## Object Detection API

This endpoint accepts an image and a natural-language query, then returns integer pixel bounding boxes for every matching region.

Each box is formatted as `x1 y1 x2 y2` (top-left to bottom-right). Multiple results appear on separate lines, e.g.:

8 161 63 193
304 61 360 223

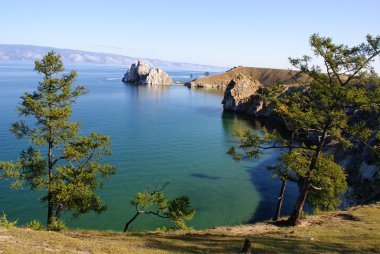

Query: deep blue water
0 63 300 231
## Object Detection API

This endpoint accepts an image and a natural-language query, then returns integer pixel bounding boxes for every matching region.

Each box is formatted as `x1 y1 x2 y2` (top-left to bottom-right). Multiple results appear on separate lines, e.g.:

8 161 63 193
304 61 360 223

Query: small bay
0 63 300 231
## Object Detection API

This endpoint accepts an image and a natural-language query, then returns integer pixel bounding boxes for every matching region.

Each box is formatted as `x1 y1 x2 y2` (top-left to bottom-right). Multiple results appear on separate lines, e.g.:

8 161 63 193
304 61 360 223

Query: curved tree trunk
287 176 310 225
124 212 141 232
273 179 287 221
287 128 328 226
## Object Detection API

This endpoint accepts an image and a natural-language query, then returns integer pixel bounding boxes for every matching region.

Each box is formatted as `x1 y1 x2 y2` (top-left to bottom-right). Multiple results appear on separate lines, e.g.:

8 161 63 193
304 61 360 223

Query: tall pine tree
0 51 116 226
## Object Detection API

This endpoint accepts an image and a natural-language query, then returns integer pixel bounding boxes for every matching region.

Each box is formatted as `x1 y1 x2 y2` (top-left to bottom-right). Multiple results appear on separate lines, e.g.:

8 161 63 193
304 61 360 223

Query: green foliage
283 149 348 211
0 51 116 225
0 213 17 228
26 220 43 230
127 185 195 230
167 196 195 230
227 34 380 224
47 217 66 231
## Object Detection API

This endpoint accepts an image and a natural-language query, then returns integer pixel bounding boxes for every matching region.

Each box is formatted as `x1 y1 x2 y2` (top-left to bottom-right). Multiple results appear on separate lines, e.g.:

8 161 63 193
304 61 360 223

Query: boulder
122 60 172 85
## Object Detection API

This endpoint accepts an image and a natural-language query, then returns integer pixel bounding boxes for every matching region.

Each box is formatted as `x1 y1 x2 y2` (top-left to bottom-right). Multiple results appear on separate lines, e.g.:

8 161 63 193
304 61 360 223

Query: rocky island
122 60 173 85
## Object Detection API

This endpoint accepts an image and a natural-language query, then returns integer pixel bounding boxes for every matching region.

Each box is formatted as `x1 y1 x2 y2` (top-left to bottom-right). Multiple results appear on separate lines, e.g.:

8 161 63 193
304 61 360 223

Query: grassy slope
1 203 379 253
187 66 306 88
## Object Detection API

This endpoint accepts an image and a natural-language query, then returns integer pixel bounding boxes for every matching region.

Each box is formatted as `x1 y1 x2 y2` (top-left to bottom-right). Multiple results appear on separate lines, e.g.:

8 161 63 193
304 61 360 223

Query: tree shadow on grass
142 234 368 254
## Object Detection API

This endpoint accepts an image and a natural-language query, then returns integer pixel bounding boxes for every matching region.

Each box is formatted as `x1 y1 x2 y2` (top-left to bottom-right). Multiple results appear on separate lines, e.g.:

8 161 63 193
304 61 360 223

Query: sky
1 0 380 70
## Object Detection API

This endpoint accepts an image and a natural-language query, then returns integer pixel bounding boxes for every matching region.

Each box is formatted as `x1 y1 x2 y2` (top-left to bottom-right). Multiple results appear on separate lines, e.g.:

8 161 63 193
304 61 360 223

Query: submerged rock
122 60 173 85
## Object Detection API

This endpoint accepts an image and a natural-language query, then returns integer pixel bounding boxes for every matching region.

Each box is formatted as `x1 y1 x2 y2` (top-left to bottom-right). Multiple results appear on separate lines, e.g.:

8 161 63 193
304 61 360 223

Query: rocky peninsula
122 60 173 85
185 66 305 88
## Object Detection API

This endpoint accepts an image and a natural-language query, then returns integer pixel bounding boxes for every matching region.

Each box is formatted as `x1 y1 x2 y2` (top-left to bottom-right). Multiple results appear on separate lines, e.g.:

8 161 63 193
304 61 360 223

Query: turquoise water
0 63 300 231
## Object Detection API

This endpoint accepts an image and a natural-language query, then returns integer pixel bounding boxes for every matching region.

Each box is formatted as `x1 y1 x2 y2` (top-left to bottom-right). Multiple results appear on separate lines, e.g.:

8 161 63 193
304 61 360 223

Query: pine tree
228 34 380 225
124 183 194 231
0 51 116 226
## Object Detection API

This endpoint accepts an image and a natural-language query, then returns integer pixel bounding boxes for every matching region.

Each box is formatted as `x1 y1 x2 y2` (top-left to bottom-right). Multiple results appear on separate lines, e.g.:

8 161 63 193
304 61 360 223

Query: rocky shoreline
197 66 379 205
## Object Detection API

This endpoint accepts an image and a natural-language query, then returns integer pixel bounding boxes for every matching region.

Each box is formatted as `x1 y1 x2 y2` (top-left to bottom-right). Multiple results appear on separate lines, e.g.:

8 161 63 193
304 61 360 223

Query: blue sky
1 0 380 69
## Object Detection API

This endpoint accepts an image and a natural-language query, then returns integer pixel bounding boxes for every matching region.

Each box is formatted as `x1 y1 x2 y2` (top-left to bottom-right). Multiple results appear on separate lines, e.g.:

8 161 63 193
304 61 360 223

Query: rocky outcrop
222 74 264 115
122 60 173 85
145 68 172 85
222 74 304 117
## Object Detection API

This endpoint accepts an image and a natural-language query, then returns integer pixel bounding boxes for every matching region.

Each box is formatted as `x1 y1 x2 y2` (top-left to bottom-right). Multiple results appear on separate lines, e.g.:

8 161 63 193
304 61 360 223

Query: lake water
0 63 300 231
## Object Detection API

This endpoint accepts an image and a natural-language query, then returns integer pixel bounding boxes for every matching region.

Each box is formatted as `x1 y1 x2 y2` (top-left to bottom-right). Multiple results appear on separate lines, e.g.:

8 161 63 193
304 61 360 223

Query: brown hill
185 66 306 88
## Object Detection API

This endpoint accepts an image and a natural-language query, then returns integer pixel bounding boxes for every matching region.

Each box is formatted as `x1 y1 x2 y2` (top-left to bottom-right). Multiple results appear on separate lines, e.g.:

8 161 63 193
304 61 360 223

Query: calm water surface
0 63 300 230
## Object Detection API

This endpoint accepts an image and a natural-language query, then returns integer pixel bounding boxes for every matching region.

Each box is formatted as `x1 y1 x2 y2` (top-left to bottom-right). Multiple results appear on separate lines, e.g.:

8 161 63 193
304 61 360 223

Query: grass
0 203 379 253
187 66 308 88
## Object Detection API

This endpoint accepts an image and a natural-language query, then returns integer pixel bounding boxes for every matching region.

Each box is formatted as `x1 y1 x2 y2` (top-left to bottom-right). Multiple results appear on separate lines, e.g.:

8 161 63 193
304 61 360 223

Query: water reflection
221 111 290 138
123 83 170 102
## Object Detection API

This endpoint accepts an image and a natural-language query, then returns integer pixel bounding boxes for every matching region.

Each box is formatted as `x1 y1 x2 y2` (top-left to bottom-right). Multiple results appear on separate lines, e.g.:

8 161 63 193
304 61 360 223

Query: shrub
0 213 17 228
26 220 43 230
47 217 66 231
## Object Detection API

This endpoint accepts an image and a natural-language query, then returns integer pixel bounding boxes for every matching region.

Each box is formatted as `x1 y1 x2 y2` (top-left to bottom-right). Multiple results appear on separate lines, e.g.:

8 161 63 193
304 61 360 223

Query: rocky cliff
222 74 264 114
122 60 173 85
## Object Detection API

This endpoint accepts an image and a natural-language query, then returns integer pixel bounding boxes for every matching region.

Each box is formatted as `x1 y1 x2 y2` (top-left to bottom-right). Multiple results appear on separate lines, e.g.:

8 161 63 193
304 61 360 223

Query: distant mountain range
0 44 226 71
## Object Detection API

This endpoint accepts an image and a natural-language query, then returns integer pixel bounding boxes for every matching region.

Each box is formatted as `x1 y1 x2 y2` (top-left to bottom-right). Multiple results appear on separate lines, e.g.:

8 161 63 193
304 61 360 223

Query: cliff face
222 74 264 114
122 60 173 85
185 66 306 89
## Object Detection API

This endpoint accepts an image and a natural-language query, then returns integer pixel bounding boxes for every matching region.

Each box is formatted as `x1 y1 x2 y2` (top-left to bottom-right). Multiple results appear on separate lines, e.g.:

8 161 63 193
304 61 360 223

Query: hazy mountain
0 44 226 71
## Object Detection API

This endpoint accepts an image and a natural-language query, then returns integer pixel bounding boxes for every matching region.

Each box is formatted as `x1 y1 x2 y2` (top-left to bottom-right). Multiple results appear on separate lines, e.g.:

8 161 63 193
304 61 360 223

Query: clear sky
1 0 380 70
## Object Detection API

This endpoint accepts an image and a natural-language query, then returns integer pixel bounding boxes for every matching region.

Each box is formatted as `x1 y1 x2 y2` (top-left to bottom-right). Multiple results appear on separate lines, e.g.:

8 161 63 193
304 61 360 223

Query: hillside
1 203 379 253
0 44 225 71
185 66 307 88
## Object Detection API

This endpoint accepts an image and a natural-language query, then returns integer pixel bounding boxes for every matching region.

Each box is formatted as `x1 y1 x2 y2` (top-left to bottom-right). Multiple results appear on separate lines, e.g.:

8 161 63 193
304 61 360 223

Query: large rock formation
145 68 172 85
222 74 264 115
122 60 172 85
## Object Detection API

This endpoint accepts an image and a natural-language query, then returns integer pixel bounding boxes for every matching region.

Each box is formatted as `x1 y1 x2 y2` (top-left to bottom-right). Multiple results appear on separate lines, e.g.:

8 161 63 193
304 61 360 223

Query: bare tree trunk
273 179 287 221
124 212 141 232
240 238 252 254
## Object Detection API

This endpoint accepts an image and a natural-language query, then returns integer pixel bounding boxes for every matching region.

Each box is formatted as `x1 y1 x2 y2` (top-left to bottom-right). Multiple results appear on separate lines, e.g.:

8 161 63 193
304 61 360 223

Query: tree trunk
124 212 141 232
273 179 287 221
55 204 63 221
240 238 253 254
47 131 54 226
287 128 328 226
287 176 310 225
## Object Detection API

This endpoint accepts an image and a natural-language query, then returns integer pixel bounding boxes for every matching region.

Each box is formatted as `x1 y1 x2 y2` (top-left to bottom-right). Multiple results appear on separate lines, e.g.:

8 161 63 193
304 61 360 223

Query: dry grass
187 66 307 88
1 203 379 253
